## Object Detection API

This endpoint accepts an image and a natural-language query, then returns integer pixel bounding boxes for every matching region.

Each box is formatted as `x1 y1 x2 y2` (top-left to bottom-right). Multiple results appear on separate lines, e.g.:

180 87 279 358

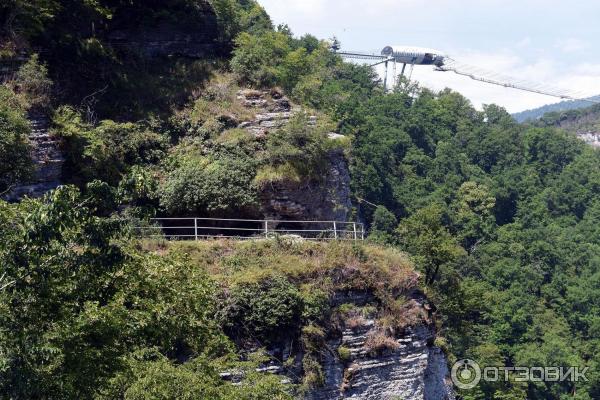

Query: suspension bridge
335 45 599 104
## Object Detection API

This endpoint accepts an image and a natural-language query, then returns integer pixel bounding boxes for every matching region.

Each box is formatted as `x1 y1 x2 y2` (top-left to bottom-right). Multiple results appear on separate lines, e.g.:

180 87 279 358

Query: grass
139 239 416 293
187 73 254 126
364 329 400 356
253 163 302 187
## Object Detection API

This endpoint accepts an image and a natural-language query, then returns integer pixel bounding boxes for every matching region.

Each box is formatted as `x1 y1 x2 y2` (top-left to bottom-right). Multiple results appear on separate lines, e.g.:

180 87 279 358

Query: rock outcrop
249 290 455 400
108 20 218 58
4 112 64 201
236 89 352 223
107 2 219 59
306 293 455 400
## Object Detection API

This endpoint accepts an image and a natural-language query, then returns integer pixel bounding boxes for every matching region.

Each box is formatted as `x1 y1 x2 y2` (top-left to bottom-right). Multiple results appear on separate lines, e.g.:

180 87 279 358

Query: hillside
534 103 600 147
2 2 600 400
512 95 600 122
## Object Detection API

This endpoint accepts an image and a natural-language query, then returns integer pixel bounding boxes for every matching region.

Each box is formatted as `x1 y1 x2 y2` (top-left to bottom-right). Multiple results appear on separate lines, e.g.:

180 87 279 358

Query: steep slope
155 240 455 400
535 103 600 147
512 95 600 122
4 112 64 201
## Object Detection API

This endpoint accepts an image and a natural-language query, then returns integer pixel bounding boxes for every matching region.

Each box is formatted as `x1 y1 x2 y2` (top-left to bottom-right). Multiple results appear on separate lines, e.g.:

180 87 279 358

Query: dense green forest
1 1 600 400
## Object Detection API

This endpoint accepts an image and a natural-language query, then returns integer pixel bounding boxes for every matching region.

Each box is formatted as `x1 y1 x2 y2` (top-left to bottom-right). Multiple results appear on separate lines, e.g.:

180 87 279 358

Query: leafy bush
231 30 292 87
337 346 351 362
0 86 32 193
9 54 52 110
0 187 221 397
158 150 258 216
54 107 168 186
255 113 334 186
210 0 272 48
222 276 304 343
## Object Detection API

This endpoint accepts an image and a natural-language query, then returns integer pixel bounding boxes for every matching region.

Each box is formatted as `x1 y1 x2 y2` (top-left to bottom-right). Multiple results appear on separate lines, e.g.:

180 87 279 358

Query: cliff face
4 112 64 201
251 290 455 400
107 19 218 59
307 292 455 400
237 89 352 223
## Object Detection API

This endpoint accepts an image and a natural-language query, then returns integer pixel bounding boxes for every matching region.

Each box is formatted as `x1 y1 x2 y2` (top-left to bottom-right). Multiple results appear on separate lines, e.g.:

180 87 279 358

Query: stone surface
107 4 218 59
236 90 352 224
248 290 456 400
257 148 352 225
4 113 64 201
306 310 455 400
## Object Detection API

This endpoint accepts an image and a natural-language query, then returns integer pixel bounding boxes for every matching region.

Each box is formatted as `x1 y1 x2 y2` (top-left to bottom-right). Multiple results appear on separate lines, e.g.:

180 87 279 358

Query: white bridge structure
135 218 365 241
336 45 599 104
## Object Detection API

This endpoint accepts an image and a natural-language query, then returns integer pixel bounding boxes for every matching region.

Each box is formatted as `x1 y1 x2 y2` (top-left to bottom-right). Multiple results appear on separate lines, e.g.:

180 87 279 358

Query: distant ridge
512 95 600 123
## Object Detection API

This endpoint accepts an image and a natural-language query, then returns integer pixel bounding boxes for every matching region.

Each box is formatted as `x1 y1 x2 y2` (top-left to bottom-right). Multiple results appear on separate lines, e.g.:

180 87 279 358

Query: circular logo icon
451 359 482 390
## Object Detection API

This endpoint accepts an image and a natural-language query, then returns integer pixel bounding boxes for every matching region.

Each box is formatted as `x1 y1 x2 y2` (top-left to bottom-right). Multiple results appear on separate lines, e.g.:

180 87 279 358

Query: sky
257 0 600 113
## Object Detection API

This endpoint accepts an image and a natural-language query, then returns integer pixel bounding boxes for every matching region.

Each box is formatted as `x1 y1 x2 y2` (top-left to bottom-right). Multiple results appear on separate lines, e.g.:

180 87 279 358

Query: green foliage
231 28 379 113
54 107 168 186
397 204 466 285
337 346 351 362
210 0 272 47
158 148 258 216
256 113 334 185
0 86 32 192
0 186 293 399
222 276 304 344
231 30 292 87
5 53 53 110
344 84 600 399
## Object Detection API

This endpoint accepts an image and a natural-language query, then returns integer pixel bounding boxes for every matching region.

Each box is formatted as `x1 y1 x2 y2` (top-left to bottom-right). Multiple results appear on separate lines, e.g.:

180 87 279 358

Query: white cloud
516 37 532 48
555 38 588 53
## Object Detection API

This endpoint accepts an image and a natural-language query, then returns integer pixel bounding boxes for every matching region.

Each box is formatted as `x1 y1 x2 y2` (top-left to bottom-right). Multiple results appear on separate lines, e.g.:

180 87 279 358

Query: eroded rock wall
4 112 63 201
306 295 455 400
237 89 352 223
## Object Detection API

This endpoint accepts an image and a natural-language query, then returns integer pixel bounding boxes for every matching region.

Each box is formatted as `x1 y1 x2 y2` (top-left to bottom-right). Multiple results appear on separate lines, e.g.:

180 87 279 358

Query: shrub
4 54 53 110
372 206 398 234
337 346 351 362
222 276 304 343
231 31 291 87
300 286 330 323
54 107 169 186
260 113 332 182
0 186 232 398
0 86 32 192
302 355 324 388
158 152 258 216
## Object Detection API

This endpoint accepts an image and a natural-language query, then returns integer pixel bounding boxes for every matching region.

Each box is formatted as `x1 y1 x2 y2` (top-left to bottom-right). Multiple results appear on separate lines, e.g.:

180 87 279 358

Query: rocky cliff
250 290 455 400
236 89 352 223
307 292 454 400
4 112 64 201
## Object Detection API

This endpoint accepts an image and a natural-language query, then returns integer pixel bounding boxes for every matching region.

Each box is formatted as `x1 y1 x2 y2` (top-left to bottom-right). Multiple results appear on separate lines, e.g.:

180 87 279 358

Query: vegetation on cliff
1 1 600 400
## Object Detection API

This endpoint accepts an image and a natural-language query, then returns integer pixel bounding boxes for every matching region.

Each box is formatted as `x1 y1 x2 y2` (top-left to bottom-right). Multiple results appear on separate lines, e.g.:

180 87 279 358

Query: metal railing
134 218 365 241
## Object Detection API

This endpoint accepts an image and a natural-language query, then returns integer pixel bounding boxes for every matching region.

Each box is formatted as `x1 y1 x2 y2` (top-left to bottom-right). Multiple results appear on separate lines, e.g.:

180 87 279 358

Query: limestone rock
4 113 64 201
236 89 352 224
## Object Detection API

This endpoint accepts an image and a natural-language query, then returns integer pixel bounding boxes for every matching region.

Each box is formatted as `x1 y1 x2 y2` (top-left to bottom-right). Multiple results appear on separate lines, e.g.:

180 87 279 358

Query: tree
397 204 466 285
451 181 496 251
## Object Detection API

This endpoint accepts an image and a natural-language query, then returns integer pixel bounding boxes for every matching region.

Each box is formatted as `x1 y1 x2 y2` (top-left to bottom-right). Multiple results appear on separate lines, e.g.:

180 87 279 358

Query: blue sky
257 0 600 113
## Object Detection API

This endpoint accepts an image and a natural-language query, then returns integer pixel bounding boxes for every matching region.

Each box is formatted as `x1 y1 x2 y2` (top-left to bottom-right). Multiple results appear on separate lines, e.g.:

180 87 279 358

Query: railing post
353 222 357 241
194 218 198 241
264 220 269 236
333 221 337 240
361 224 365 240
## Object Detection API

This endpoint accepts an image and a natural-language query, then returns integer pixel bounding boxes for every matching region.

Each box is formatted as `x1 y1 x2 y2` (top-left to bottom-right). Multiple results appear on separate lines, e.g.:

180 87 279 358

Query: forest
1 1 600 399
